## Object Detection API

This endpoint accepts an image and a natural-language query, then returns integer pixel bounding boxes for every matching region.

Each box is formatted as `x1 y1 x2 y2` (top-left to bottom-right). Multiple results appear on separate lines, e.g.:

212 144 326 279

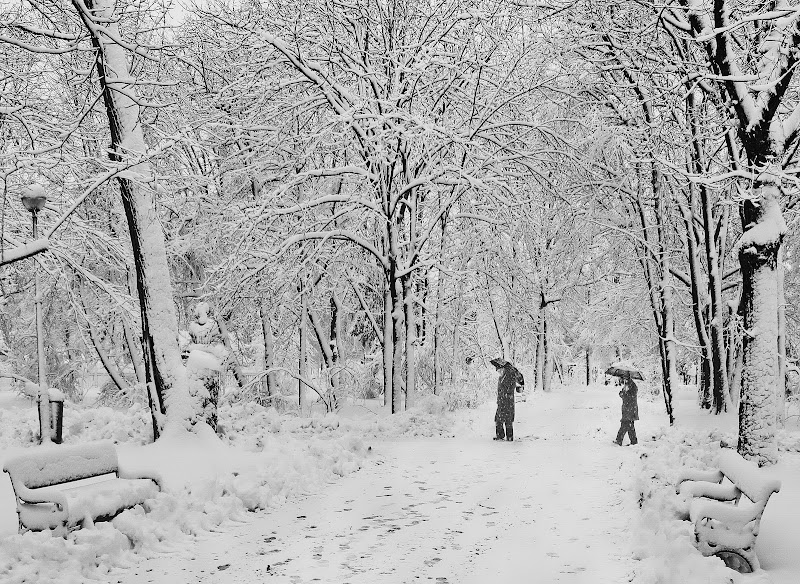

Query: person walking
491 358 524 441
614 371 639 445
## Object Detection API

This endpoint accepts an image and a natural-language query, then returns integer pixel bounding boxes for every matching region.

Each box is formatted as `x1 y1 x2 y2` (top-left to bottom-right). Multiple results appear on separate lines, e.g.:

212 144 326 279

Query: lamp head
21 184 47 212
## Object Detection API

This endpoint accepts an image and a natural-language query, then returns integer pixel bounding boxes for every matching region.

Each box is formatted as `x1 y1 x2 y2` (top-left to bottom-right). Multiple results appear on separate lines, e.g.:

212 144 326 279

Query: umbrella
490 357 509 368
605 362 644 380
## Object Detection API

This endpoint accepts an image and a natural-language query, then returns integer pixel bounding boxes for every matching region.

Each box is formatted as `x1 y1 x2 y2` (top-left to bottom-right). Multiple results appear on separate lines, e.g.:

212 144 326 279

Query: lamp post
21 184 50 444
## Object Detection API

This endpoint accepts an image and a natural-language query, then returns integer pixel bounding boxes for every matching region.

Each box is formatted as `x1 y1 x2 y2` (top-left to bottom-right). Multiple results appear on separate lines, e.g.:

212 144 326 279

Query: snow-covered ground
113 393 638 584
1 382 799 583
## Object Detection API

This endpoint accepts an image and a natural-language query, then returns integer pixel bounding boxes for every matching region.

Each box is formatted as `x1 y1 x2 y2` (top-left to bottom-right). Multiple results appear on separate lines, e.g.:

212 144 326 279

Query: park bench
3 441 161 533
675 448 781 573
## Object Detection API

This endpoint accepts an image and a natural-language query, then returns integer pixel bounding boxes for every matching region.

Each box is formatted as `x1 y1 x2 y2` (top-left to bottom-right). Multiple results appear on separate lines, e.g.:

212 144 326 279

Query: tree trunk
700 355 712 408
216 313 247 389
730 332 744 407
535 309 545 392
678 197 713 409
451 275 465 385
390 274 404 413
688 87 729 413
585 349 591 386
542 321 553 392
486 276 506 359
777 245 786 426
647 159 678 424
403 275 416 409
79 0 188 439
433 270 443 395
259 304 276 400
383 285 393 407
702 186 729 413
122 319 145 386
298 288 308 410
87 320 129 393
737 174 784 466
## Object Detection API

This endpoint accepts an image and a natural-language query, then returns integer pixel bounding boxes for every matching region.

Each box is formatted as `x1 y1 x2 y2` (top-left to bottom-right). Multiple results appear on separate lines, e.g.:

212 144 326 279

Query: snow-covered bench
2 441 161 533
676 449 781 573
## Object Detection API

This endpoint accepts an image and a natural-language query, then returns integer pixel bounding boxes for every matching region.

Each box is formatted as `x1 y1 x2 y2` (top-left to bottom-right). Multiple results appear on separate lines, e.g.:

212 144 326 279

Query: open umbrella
605 362 644 380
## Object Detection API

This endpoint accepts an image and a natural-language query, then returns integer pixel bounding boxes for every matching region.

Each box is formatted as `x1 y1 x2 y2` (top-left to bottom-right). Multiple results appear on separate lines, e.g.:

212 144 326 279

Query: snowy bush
441 366 495 411
411 393 447 416
95 379 147 408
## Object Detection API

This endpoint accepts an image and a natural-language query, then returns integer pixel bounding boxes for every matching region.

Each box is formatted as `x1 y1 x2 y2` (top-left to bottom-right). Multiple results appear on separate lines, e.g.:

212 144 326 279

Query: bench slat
679 480 740 501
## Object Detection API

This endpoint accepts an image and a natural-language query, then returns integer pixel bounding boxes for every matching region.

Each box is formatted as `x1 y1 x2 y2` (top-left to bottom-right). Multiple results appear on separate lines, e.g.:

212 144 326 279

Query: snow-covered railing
2 441 161 533
675 448 781 573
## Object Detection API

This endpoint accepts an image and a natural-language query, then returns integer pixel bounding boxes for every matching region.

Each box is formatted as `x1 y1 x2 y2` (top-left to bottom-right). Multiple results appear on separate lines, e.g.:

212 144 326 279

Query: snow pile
630 428 773 584
64 404 153 445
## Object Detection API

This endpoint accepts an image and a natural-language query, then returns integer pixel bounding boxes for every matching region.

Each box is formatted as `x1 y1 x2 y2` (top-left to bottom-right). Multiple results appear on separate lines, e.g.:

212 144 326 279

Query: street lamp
21 184 50 444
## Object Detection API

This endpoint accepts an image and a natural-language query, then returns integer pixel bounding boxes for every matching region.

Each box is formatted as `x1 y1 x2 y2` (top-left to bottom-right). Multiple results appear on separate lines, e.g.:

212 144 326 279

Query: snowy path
116 390 638 584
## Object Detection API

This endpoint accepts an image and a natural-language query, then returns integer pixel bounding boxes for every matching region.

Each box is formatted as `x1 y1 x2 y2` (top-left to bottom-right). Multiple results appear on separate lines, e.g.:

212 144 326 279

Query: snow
732 194 786 256
185 349 222 372
4 442 118 489
679 479 738 500
715 449 782 503
689 496 762 527
0 382 799 583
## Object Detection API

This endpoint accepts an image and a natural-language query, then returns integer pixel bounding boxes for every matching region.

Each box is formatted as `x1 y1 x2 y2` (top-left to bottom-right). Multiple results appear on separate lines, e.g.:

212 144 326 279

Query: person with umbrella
491 358 525 441
605 363 641 446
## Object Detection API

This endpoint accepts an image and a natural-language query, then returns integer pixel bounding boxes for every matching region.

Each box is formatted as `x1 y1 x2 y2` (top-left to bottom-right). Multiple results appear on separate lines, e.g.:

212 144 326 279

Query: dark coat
619 378 639 421
495 365 524 423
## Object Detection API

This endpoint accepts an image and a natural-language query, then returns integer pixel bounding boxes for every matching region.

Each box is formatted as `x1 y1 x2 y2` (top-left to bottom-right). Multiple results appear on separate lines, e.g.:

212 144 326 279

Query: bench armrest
679 480 740 502
117 467 163 490
13 482 68 510
675 469 723 493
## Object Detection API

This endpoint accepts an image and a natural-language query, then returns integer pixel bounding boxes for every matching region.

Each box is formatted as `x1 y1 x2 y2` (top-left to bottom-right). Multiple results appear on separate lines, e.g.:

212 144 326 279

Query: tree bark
737 175 784 465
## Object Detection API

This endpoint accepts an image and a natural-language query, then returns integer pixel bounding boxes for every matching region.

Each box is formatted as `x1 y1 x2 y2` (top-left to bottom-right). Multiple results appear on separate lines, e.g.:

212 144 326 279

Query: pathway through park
117 388 640 583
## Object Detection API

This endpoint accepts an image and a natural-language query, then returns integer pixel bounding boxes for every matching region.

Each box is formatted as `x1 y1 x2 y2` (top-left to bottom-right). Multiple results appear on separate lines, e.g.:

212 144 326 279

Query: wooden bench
676 449 781 573
2 441 161 533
